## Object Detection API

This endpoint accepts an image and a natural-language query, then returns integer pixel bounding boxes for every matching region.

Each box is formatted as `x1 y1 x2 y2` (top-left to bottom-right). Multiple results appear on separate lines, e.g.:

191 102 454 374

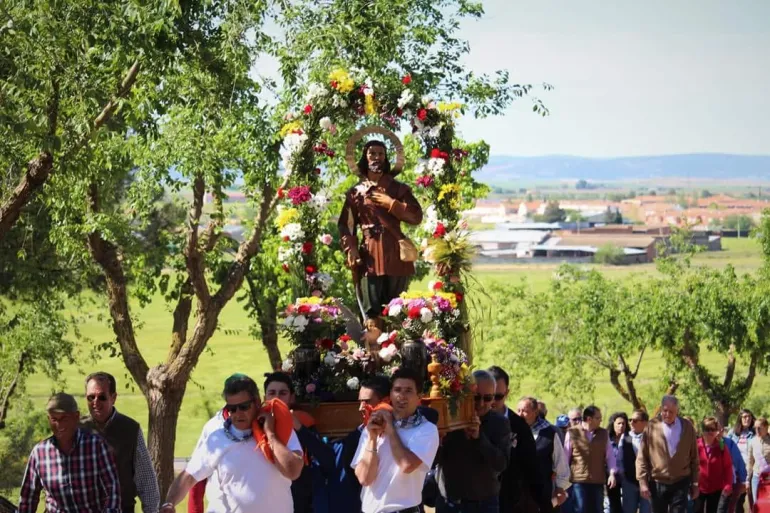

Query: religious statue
338 127 423 335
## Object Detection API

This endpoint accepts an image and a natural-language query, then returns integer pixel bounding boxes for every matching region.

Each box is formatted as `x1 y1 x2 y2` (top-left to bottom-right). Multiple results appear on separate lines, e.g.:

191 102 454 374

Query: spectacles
86 394 108 402
494 393 506 401
630 418 645 423
570 417 582 423
224 400 253 413
474 394 494 403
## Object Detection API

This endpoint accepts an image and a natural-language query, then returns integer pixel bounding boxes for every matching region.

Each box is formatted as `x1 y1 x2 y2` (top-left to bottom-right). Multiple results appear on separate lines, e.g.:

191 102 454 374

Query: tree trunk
0 353 26 429
259 296 282 371
0 152 53 242
145 376 187 499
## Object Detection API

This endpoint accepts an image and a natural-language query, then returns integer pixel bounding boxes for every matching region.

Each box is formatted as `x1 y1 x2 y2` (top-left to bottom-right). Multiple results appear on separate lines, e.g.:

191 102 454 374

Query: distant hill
476 153 770 184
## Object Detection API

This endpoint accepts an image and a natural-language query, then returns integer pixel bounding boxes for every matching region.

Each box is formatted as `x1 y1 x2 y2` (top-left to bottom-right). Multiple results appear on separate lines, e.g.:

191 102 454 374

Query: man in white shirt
160 374 303 513
352 367 440 513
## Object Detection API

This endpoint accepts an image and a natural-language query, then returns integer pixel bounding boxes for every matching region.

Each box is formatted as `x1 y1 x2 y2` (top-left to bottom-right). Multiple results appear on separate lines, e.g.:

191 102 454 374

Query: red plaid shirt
19 428 121 513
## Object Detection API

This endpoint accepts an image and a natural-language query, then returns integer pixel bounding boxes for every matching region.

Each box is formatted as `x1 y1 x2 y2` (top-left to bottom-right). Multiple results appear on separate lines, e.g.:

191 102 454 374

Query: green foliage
0 404 48 494
723 214 755 233
594 244 626 265
534 201 566 223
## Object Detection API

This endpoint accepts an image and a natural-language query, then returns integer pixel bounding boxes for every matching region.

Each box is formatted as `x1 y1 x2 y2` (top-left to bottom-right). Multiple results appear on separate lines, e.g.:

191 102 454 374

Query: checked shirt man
19 393 121 513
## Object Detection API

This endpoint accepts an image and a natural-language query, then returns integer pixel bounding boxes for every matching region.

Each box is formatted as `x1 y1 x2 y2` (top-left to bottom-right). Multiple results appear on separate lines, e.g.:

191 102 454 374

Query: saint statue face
365 144 387 174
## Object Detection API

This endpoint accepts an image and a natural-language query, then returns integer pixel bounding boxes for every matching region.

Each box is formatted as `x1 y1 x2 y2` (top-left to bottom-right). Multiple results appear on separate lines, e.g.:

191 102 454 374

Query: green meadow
22 237 765 457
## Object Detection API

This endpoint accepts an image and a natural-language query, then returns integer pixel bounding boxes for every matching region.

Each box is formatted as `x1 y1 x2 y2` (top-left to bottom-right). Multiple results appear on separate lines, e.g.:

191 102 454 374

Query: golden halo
345 125 405 176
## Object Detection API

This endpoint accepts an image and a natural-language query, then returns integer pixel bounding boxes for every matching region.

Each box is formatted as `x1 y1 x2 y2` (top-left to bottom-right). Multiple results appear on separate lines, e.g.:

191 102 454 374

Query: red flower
402 74 412 85
315 167 321 175
417 109 427 121
450 378 462 393
433 222 446 238
282 236 290 242
408 306 422 319
320 338 334 350
432 281 444 291
339 334 352 343
330 80 338 89
305 265 316 274
455 292 464 303
416 175 434 188
298 304 311 314
277 187 285 199
282 264 290 272
301 242 313 254
382 306 390 316
303 104 313 114
430 148 449 161
287 185 312 205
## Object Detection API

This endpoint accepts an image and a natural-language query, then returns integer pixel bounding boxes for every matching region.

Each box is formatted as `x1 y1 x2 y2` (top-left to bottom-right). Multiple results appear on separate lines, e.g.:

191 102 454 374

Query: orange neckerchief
362 401 393 427
252 398 295 463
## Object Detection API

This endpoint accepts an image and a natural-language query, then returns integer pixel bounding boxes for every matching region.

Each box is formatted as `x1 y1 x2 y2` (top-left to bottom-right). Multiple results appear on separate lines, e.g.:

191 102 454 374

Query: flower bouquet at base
423 333 473 416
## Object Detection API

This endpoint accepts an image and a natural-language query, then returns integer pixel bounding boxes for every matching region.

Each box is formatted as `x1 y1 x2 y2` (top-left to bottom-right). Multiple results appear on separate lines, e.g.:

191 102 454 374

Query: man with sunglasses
161 374 303 513
80 371 160 513
432 370 511 513
618 410 651 513
518 396 571 512
488 366 545 513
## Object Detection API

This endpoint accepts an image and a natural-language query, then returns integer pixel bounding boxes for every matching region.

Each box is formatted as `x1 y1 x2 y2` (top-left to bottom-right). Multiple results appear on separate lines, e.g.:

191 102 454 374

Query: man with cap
80 371 160 513
19 392 122 513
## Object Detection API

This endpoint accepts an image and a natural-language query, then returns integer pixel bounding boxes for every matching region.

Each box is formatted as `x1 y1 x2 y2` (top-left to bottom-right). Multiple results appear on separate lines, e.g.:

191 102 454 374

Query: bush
0 404 49 495
594 244 626 265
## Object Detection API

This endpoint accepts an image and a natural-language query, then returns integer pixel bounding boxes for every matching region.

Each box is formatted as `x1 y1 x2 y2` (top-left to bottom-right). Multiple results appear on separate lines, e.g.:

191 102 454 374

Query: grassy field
20 237 765 458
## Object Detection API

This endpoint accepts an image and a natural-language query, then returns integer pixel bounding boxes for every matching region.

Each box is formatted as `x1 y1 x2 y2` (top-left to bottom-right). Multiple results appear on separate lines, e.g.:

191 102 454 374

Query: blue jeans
622 481 651 513
436 495 500 513
573 483 605 513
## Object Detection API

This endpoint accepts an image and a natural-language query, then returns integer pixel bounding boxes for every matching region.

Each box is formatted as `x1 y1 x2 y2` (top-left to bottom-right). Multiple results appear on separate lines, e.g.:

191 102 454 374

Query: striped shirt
19 428 121 513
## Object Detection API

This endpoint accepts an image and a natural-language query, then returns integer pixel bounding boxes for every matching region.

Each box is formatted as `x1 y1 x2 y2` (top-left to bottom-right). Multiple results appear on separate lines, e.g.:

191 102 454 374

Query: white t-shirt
351 420 439 513
186 421 302 513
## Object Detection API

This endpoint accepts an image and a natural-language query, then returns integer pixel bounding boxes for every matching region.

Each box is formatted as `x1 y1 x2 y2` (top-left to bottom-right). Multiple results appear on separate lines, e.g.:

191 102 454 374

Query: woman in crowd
607 412 629 513
727 409 755 513
695 417 733 513
749 417 770 505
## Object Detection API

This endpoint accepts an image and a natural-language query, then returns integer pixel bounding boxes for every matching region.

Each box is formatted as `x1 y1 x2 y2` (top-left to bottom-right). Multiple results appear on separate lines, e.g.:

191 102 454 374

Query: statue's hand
346 247 360 268
370 191 395 210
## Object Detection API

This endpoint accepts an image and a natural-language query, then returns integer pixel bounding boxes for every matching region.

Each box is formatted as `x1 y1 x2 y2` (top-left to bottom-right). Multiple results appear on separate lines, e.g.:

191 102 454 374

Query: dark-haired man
161 374 303 513
19 393 121 513
435 370 511 513
81 371 160 513
564 405 618 513
298 375 391 513
352 367 439 513
619 410 651 513
487 366 547 513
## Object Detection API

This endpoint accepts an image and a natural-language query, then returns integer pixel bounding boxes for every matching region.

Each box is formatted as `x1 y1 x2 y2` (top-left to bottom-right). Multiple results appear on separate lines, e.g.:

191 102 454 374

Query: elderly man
19 393 121 513
81 372 160 513
618 410 651 513
564 405 618 513
487 366 545 513
518 396 571 510
352 367 440 513
435 370 511 513
161 374 303 513
637 395 700 513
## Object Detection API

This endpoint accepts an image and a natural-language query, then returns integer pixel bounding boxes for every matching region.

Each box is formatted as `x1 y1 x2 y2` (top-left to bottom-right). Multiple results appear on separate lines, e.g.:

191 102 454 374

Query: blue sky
455 0 770 157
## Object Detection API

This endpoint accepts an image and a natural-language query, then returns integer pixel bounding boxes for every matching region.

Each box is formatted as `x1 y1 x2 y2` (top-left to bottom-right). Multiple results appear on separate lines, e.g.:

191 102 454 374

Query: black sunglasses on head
86 394 109 402
224 400 253 413
474 394 494 403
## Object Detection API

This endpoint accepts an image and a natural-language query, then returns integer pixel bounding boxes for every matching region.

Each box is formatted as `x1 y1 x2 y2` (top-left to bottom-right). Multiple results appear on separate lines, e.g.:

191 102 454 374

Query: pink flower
288 186 312 205
319 233 333 245
416 175 434 188
305 383 316 393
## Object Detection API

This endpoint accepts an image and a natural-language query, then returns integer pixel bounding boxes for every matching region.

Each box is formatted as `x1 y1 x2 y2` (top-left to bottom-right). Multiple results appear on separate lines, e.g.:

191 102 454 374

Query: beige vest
569 427 609 484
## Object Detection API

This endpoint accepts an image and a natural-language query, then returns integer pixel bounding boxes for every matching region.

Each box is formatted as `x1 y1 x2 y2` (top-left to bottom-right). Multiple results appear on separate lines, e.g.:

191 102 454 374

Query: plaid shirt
19 428 121 513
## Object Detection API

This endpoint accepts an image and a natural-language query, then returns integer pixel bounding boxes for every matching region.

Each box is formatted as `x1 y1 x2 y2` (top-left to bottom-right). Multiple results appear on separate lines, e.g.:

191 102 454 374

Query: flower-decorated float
271 67 488 437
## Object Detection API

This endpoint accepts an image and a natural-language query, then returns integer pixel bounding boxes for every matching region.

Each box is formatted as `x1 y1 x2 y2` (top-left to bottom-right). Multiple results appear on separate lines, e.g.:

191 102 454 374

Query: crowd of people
15 368 770 513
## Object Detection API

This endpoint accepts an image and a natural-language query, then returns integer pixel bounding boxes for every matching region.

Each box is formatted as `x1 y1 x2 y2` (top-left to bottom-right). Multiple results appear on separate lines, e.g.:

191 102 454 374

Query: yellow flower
438 184 461 202
328 69 355 94
297 296 323 305
364 95 378 115
275 208 299 229
279 121 303 138
437 101 463 113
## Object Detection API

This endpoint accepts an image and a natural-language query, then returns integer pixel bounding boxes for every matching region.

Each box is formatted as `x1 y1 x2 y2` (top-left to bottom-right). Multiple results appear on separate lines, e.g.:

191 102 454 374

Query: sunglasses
570 417 582 423
474 394 494 403
493 393 505 401
86 394 109 402
224 400 253 413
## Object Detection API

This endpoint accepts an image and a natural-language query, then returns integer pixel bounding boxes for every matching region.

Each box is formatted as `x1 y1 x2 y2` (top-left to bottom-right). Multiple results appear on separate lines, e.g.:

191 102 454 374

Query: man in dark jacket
436 370 511 513
489 366 550 513
619 410 651 513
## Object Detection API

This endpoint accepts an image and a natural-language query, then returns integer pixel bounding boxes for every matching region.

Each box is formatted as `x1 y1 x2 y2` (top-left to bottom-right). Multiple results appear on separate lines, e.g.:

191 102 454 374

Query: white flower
346 377 360 390
452 309 461 317
319 116 333 131
398 89 414 109
310 193 328 212
332 95 348 108
379 344 398 362
426 157 445 177
420 307 433 323
362 77 374 96
281 359 293 371
388 304 403 317
414 161 428 176
278 245 298 264
428 124 443 138
377 332 390 345
280 222 305 242
292 315 308 332
307 83 326 100
324 353 336 367
314 272 334 291
283 112 296 121
421 95 433 105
